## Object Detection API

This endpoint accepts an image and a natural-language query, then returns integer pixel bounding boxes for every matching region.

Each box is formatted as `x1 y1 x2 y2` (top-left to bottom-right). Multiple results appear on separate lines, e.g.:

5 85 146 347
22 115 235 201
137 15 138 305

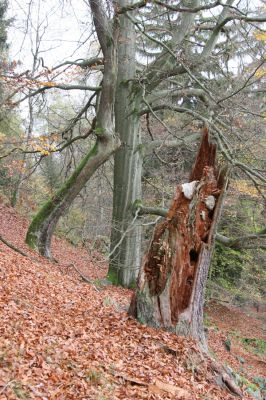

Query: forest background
0 0 265 310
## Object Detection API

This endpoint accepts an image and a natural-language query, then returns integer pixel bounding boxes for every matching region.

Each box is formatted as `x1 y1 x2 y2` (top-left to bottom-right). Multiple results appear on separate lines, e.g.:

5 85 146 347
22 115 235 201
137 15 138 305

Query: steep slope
0 202 263 399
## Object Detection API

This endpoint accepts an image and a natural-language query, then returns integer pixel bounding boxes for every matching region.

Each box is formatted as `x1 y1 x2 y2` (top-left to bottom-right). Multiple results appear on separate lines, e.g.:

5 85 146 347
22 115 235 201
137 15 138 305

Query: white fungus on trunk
204 195 216 210
181 180 198 200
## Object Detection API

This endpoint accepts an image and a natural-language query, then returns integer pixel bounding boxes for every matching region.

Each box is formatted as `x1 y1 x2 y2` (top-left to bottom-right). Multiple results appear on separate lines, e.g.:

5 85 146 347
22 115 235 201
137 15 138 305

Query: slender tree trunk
129 130 228 349
26 2 120 258
11 99 34 207
108 1 142 287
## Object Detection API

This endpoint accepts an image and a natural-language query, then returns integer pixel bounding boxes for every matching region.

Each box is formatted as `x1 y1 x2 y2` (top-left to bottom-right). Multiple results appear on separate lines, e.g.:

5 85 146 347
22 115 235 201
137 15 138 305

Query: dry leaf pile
0 202 263 399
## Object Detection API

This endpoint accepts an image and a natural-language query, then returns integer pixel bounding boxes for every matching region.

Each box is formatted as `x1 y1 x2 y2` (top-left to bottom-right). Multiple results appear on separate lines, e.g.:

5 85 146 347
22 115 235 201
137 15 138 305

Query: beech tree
108 0 266 286
5 0 263 281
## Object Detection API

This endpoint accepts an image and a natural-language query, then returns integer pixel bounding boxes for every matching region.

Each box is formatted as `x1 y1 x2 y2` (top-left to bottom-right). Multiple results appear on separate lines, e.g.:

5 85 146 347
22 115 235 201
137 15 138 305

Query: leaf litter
0 202 264 399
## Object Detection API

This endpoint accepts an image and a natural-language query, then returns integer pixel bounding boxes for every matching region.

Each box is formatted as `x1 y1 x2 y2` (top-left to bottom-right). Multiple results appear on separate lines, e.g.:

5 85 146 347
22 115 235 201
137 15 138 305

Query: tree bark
108 0 204 288
26 138 119 257
129 129 228 349
108 0 142 287
26 1 120 258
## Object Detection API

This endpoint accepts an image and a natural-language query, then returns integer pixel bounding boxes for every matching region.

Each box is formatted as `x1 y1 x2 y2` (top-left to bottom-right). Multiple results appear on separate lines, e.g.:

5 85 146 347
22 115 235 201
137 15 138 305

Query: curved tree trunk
108 1 142 287
26 137 119 257
26 1 120 258
129 130 228 349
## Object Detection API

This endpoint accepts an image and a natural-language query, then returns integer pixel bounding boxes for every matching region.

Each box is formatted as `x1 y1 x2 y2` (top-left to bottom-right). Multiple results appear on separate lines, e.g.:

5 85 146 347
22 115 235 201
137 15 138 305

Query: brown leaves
149 379 191 398
0 203 257 399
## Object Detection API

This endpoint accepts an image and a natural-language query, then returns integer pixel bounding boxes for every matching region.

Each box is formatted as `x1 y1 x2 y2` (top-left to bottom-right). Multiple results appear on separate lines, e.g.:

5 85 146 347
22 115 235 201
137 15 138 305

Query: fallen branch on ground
0 233 29 257
67 262 100 292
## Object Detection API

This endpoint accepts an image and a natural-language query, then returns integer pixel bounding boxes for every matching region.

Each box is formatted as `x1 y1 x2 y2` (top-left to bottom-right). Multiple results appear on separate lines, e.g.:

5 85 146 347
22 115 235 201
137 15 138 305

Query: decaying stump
129 129 228 349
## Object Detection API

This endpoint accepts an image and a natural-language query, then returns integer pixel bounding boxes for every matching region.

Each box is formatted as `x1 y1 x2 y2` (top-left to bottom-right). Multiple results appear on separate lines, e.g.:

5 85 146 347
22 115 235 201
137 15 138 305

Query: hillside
0 202 265 400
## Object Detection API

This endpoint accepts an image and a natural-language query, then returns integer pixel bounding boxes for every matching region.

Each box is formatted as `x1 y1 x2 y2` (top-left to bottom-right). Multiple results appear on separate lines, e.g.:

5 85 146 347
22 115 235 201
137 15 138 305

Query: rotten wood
129 128 228 349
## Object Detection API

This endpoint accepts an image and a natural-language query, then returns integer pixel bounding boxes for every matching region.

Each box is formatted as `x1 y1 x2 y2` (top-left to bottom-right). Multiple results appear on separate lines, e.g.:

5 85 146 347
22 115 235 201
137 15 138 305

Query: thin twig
67 262 100 292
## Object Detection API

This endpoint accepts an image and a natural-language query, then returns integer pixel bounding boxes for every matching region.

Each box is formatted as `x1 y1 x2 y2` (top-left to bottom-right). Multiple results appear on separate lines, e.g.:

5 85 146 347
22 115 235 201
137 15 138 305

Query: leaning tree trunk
26 2 120 258
129 129 228 349
108 0 142 287
26 137 119 257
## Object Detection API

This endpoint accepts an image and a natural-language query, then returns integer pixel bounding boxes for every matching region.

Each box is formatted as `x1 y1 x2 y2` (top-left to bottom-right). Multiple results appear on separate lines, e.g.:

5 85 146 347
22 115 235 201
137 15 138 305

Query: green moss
107 266 137 288
128 280 137 289
55 141 98 196
135 143 145 156
226 367 263 399
241 337 266 356
131 198 142 215
204 313 217 329
25 198 55 249
107 269 119 285
106 35 113 48
26 142 99 249
11 381 30 399
94 127 105 135
85 368 103 385
211 242 245 286
253 377 266 398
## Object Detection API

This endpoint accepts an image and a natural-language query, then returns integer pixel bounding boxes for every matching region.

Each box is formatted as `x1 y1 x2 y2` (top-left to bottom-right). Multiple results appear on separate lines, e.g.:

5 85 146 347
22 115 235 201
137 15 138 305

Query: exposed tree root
161 342 243 397
210 359 243 397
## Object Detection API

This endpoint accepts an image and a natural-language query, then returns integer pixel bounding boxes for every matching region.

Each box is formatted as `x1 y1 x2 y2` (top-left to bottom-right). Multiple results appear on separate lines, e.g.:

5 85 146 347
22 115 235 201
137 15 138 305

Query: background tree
25 0 120 257
0 0 22 200
0 0 264 293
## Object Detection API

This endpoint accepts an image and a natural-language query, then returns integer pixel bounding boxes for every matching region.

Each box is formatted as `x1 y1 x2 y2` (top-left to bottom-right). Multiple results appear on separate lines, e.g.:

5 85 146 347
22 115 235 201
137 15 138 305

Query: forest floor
0 200 265 400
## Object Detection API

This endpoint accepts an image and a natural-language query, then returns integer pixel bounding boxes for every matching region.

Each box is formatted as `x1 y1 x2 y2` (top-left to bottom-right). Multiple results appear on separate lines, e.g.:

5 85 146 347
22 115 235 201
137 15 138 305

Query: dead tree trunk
129 129 228 349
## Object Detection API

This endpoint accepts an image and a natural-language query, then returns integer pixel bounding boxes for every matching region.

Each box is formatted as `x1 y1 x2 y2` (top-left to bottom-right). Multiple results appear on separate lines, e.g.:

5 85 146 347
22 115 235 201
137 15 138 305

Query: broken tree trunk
129 129 228 350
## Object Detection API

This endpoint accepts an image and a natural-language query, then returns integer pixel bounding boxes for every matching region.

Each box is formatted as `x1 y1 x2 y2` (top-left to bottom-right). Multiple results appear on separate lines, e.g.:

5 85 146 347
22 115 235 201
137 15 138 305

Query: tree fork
129 129 228 349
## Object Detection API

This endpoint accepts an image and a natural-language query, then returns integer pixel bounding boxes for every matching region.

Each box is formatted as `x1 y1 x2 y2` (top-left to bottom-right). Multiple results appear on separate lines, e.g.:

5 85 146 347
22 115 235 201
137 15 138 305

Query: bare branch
202 0 235 58
153 0 221 13
142 133 201 155
88 0 112 56
137 205 266 251
51 57 104 72
216 228 266 249
14 83 101 105
117 0 223 14
203 10 266 57
137 204 168 218
0 234 30 258
115 0 148 14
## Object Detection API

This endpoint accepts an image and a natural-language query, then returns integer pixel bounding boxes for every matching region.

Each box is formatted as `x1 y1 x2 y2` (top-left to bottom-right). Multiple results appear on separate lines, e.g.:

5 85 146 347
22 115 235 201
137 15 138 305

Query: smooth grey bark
108 0 142 286
108 0 201 287
26 1 120 257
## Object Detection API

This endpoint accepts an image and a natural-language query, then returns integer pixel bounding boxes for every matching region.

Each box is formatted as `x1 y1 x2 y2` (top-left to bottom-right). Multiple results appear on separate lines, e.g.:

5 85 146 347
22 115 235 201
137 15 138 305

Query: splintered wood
129 129 228 348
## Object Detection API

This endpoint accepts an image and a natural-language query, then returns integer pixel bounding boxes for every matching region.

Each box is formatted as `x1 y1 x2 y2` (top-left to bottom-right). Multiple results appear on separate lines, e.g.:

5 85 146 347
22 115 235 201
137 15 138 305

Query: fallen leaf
153 379 191 399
